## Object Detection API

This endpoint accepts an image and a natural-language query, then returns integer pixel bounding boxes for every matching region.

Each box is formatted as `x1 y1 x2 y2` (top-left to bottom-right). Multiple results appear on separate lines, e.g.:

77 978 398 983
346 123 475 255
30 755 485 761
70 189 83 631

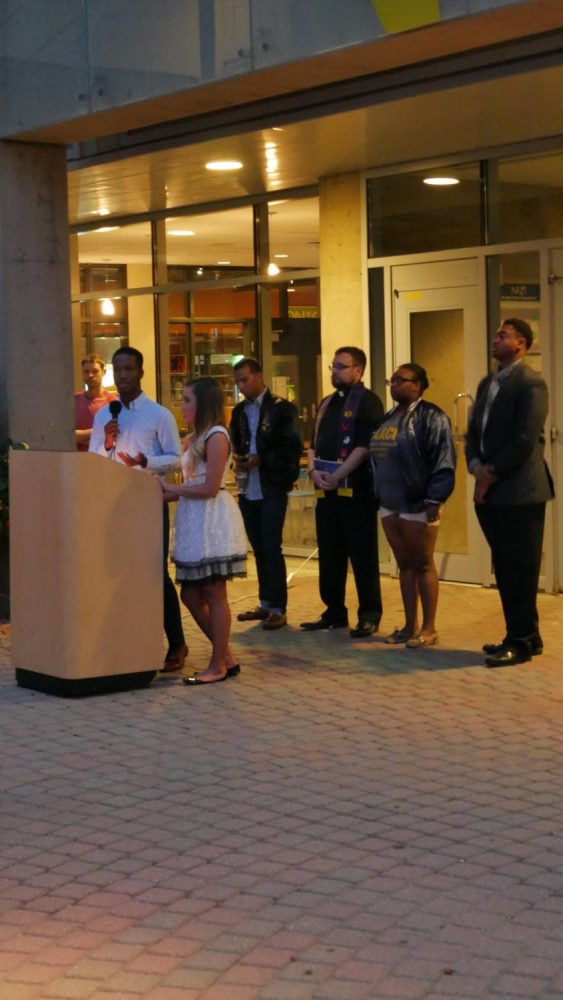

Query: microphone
105 399 122 454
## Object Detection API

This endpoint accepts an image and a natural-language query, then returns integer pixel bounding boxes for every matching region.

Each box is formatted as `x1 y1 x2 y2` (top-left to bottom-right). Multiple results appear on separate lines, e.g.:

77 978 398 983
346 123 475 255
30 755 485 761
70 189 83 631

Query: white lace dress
172 426 247 583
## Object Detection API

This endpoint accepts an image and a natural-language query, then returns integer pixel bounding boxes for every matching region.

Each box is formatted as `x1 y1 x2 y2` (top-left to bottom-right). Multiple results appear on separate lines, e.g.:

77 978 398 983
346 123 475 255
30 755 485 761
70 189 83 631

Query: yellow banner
371 0 441 33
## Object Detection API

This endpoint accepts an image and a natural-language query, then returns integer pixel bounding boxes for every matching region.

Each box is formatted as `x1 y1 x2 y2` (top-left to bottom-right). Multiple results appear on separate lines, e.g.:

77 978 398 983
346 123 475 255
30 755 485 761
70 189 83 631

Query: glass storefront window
165 207 254 276
486 251 541 365
77 222 152 286
493 151 563 243
367 163 482 257
167 284 256 427
79 264 128 369
270 279 320 446
268 196 319 269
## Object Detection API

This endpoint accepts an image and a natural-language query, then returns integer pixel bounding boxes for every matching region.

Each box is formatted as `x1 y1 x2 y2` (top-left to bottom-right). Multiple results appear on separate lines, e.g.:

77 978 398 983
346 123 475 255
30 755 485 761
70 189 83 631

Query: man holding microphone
90 347 187 672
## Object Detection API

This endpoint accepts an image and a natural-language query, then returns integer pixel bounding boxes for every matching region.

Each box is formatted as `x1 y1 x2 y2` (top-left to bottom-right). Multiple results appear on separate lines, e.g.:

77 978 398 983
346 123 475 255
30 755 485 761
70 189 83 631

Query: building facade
1 0 562 588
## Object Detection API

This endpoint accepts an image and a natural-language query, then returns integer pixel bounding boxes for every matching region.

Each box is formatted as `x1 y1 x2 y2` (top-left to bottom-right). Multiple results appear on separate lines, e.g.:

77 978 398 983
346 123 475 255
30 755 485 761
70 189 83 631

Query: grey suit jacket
465 362 554 506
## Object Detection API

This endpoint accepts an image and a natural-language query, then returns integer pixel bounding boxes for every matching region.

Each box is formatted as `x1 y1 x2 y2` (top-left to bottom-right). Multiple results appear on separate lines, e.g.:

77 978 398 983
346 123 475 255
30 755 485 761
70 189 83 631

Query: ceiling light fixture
267 262 280 276
217 260 231 265
205 160 243 171
101 298 115 316
167 229 195 236
95 226 120 232
423 176 460 186
274 253 288 259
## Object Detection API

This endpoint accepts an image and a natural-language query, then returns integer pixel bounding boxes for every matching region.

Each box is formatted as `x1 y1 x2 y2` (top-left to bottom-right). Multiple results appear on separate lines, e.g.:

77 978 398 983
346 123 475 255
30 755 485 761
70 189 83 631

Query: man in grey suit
465 317 554 667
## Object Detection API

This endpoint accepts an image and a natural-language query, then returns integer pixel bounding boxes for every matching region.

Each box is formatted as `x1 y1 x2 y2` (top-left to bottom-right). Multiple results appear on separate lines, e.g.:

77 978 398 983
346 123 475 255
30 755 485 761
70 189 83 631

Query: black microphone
109 400 122 420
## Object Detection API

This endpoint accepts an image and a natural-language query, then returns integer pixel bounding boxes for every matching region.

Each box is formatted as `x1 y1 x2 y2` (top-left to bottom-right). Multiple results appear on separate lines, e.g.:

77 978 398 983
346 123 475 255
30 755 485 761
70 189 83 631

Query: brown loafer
237 607 269 622
161 644 188 672
262 612 287 630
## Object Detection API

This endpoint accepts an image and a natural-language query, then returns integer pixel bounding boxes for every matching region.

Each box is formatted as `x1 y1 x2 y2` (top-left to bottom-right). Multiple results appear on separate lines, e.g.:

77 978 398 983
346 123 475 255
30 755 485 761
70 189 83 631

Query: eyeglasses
329 363 357 372
386 376 417 385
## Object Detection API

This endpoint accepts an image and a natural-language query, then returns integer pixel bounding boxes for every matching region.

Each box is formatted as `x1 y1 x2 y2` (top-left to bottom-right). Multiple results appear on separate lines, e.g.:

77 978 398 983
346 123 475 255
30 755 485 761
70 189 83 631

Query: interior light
205 160 243 171
167 229 195 236
267 262 280 276
287 288 296 293
274 253 288 259
101 298 116 316
196 267 204 276
94 208 110 216
217 260 231 265
95 226 120 232
423 176 460 186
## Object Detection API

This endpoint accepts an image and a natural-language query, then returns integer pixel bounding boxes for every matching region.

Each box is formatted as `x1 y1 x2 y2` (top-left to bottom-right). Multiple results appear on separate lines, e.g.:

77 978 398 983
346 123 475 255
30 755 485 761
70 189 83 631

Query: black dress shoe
350 622 377 638
300 618 348 631
483 636 543 656
485 646 532 668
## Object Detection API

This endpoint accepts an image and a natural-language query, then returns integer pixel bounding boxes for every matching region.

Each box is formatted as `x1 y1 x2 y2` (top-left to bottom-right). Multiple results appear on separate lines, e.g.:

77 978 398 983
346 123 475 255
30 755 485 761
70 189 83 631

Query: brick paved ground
0 560 562 999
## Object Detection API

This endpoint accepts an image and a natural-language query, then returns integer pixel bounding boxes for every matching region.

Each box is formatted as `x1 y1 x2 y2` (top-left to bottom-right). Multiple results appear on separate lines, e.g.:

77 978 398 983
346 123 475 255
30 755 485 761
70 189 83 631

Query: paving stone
0 570 562 999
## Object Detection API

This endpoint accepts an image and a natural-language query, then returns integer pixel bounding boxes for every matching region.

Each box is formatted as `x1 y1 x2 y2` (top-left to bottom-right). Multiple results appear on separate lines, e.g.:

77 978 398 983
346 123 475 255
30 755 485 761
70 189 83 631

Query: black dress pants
476 502 545 643
315 491 382 626
163 504 185 651
239 491 289 612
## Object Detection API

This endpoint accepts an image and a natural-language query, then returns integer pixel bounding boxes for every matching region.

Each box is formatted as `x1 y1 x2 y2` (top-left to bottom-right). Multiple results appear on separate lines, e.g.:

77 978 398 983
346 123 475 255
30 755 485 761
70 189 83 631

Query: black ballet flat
183 673 228 685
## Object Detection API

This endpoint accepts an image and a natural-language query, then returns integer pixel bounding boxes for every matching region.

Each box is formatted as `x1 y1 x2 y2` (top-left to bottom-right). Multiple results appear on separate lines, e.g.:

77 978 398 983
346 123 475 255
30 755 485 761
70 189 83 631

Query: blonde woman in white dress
160 377 247 685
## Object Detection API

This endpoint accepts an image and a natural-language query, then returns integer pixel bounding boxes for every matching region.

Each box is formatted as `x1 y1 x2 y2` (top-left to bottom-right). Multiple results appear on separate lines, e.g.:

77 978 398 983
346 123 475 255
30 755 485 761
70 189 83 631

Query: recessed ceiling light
167 229 195 236
217 260 231 265
423 176 460 186
274 254 288 259
205 160 243 171
95 226 120 232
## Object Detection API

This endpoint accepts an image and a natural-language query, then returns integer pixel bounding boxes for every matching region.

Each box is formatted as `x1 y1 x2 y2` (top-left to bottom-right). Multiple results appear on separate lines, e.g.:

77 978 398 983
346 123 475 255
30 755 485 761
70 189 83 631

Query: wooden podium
10 451 164 696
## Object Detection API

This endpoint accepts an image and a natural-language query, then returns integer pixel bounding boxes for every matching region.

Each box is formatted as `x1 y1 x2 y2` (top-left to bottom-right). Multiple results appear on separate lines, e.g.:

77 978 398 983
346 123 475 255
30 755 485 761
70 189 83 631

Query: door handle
453 392 474 442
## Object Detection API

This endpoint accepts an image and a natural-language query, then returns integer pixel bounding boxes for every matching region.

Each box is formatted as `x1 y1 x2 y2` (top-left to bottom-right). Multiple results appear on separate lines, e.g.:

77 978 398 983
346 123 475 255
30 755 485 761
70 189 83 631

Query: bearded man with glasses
301 346 384 637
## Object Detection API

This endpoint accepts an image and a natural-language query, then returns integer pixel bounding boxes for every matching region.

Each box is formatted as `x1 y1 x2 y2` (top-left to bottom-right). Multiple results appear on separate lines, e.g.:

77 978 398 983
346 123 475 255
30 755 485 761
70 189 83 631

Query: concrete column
69 234 84 391
319 172 368 395
152 219 171 408
253 204 273 382
0 140 75 450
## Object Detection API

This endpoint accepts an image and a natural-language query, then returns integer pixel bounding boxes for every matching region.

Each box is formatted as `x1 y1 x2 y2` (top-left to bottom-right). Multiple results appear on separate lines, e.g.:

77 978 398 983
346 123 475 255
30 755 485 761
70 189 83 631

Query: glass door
392 258 489 584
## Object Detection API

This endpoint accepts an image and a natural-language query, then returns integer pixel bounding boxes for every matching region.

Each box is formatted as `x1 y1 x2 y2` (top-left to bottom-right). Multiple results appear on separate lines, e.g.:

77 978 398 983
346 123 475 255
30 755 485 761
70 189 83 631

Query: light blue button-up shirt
89 392 181 473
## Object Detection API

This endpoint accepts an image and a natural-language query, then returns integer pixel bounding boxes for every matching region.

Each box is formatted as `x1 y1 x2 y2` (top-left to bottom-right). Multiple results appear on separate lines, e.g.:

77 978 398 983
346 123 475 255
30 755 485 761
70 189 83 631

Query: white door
392 258 489 584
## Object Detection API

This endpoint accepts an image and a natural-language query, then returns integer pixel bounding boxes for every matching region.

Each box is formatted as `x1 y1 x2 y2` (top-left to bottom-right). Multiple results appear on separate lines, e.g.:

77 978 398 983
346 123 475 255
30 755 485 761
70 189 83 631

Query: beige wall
319 172 368 396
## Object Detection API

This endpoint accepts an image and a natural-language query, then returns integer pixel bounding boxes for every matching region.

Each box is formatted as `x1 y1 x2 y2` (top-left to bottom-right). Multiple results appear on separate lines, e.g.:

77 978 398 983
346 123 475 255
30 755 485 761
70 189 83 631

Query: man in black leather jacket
230 358 303 630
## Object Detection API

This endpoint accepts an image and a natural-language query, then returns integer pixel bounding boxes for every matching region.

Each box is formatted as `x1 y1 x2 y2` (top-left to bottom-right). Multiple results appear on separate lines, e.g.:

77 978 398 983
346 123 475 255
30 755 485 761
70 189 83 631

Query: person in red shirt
74 354 117 451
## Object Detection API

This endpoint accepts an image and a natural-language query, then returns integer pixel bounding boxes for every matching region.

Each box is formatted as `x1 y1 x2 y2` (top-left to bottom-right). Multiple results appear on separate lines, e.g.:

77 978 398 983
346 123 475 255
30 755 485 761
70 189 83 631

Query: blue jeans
239 491 289 613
